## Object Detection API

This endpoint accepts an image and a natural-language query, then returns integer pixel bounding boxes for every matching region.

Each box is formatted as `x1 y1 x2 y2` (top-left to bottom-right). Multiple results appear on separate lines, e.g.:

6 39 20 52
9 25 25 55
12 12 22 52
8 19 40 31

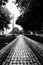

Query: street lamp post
12 14 14 35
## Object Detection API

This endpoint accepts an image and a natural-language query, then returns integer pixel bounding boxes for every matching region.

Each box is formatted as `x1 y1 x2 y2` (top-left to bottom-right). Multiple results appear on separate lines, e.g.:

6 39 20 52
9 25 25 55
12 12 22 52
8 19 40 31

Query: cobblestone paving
2 35 41 65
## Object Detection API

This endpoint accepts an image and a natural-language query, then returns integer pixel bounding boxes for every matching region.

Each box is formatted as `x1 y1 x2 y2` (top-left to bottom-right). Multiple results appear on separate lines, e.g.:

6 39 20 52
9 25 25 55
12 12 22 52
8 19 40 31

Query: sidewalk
0 37 18 62
24 36 43 58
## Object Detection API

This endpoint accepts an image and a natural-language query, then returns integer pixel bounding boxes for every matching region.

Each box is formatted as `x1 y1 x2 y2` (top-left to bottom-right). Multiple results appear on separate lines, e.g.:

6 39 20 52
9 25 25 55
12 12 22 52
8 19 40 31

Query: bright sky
5 0 23 34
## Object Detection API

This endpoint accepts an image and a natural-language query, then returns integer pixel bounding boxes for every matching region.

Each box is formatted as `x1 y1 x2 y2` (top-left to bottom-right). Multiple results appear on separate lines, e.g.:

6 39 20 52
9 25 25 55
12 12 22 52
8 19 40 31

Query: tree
16 0 42 31
0 2 12 31
14 27 19 34
10 27 19 35
0 0 8 4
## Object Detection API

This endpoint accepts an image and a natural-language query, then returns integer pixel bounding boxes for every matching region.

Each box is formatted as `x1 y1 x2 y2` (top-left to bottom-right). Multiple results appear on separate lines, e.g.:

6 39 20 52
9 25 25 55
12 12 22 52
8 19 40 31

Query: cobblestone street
2 35 41 65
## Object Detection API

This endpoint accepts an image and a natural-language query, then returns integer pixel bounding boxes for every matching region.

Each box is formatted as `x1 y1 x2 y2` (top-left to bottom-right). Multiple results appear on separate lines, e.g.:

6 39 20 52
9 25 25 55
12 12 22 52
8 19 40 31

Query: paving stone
5 62 9 65
6 58 11 63
2 61 6 65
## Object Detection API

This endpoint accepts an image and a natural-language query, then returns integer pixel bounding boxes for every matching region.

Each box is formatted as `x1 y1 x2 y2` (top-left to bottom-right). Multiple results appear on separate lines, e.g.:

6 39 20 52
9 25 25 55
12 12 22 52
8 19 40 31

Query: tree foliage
0 2 12 30
0 0 8 4
16 0 43 31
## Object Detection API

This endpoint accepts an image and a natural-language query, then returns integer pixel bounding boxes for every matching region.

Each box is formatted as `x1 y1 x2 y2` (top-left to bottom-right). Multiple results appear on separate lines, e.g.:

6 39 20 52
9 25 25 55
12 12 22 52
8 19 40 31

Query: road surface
2 35 41 65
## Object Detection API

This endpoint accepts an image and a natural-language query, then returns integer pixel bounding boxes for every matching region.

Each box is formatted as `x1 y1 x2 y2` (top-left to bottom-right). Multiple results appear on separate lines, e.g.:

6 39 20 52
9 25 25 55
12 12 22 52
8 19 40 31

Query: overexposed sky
5 0 23 33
